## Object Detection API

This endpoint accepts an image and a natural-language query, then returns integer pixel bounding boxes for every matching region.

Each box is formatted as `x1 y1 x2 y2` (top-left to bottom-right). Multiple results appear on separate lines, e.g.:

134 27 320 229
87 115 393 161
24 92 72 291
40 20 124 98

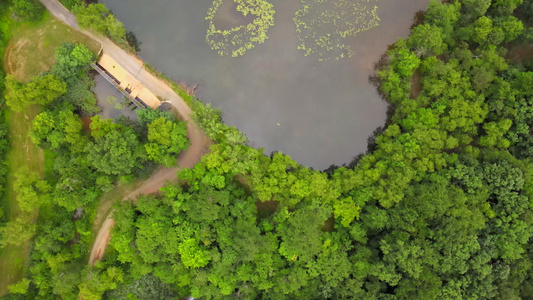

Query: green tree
59 75 100 114
0 215 36 248
472 16 493 44
8 278 31 294
145 117 189 166
462 0 491 20
73 3 109 34
58 0 83 10
277 205 329 262
78 266 124 300
12 0 43 22
49 43 100 113
408 24 446 56
105 14 126 42
86 118 144 175
192 102 228 141
178 238 211 269
73 3 127 42
5 74 67 112
479 119 512 148
51 43 94 84
493 16 524 42
13 167 51 212
424 0 460 45
106 274 178 299
30 109 87 152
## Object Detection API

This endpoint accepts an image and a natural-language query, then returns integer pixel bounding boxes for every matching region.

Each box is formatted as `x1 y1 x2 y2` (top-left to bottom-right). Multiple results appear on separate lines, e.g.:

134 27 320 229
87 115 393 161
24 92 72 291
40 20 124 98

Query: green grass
0 105 43 296
4 11 100 82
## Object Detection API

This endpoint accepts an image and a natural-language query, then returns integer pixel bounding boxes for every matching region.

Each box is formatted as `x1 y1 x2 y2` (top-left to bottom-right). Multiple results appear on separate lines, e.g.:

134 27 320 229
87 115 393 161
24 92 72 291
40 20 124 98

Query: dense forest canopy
1 0 533 299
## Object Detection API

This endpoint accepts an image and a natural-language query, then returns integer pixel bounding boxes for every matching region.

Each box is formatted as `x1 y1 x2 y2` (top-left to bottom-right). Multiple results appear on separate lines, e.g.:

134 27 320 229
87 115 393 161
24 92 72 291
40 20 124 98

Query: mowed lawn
3 11 100 82
0 11 101 296
0 106 43 296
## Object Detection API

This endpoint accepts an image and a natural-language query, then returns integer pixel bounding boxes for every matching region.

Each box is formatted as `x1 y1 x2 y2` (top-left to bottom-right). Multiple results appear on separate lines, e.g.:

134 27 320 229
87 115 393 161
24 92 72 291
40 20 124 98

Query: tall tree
13 167 51 212
11 0 43 22
145 117 189 166
86 117 145 175
5 74 66 112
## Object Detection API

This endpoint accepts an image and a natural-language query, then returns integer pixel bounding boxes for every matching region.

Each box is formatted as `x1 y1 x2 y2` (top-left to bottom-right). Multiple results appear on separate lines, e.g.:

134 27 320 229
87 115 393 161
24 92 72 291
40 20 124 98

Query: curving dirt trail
89 218 115 266
37 0 212 266
88 133 212 265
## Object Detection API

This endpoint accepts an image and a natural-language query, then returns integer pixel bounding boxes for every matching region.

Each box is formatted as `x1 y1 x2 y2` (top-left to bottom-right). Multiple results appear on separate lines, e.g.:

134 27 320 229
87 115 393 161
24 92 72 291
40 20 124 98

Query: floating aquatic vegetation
293 0 381 61
206 0 275 57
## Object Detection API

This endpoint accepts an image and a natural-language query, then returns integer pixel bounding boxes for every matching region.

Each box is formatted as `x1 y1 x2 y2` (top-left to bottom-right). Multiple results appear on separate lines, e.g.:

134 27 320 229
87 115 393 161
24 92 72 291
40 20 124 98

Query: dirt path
37 0 212 265
89 218 115 266
88 131 212 265
88 134 211 265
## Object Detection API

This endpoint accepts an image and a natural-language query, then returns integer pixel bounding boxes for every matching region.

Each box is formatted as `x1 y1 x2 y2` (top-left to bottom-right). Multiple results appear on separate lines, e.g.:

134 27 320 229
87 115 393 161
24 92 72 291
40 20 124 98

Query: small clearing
3 11 99 82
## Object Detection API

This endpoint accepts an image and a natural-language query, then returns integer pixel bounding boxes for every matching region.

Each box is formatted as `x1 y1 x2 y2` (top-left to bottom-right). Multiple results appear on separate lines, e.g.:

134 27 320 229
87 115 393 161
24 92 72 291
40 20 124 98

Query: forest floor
0 106 43 296
410 70 422 99
507 43 533 62
0 12 99 296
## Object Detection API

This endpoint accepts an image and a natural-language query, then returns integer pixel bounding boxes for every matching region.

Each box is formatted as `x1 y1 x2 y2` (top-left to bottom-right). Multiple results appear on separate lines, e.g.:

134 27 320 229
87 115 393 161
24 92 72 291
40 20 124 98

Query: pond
100 0 429 170
92 74 139 121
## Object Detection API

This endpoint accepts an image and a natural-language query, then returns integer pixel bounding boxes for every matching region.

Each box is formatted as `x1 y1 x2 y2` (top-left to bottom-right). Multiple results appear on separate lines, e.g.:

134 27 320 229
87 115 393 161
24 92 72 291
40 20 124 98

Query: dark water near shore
101 0 429 170
92 75 138 121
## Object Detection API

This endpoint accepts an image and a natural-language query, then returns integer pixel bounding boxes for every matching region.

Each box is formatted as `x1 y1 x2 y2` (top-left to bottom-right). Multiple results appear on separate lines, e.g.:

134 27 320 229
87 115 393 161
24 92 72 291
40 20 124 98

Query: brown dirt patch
256 200 278 218
80 115 92 132
322 214 335 232
88 218 115 266
507 44 533 63
3 38 30 81
410 69 422 99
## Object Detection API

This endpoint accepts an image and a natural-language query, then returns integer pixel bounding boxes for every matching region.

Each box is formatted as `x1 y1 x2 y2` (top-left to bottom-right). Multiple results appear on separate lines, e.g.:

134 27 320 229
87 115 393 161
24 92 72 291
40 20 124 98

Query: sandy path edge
88 218 115 266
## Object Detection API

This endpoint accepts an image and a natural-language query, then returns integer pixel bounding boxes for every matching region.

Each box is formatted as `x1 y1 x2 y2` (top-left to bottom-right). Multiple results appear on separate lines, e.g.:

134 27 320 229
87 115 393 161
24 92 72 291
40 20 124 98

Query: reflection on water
92 75 139 121
101 0 429 170
211 0 256 31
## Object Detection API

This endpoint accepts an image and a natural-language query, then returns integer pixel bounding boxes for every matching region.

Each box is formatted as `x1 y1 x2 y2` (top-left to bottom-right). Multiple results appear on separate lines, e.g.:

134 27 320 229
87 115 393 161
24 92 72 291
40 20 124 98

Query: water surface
101 0 429 170
92 75 139 121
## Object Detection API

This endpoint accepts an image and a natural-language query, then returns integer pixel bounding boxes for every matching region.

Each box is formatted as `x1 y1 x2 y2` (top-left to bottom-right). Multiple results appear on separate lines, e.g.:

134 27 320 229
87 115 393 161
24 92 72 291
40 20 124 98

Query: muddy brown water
100 0 429 170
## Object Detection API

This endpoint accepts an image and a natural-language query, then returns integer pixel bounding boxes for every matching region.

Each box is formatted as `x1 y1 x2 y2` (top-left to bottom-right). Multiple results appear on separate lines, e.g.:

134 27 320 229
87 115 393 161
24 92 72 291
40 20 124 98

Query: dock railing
91 62 147 109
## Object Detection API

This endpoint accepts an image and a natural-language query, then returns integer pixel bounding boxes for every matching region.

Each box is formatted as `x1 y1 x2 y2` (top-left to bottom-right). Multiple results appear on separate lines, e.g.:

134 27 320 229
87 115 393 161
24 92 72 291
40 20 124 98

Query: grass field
0 11 101 296
3 11 100 83
0 106 43 296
